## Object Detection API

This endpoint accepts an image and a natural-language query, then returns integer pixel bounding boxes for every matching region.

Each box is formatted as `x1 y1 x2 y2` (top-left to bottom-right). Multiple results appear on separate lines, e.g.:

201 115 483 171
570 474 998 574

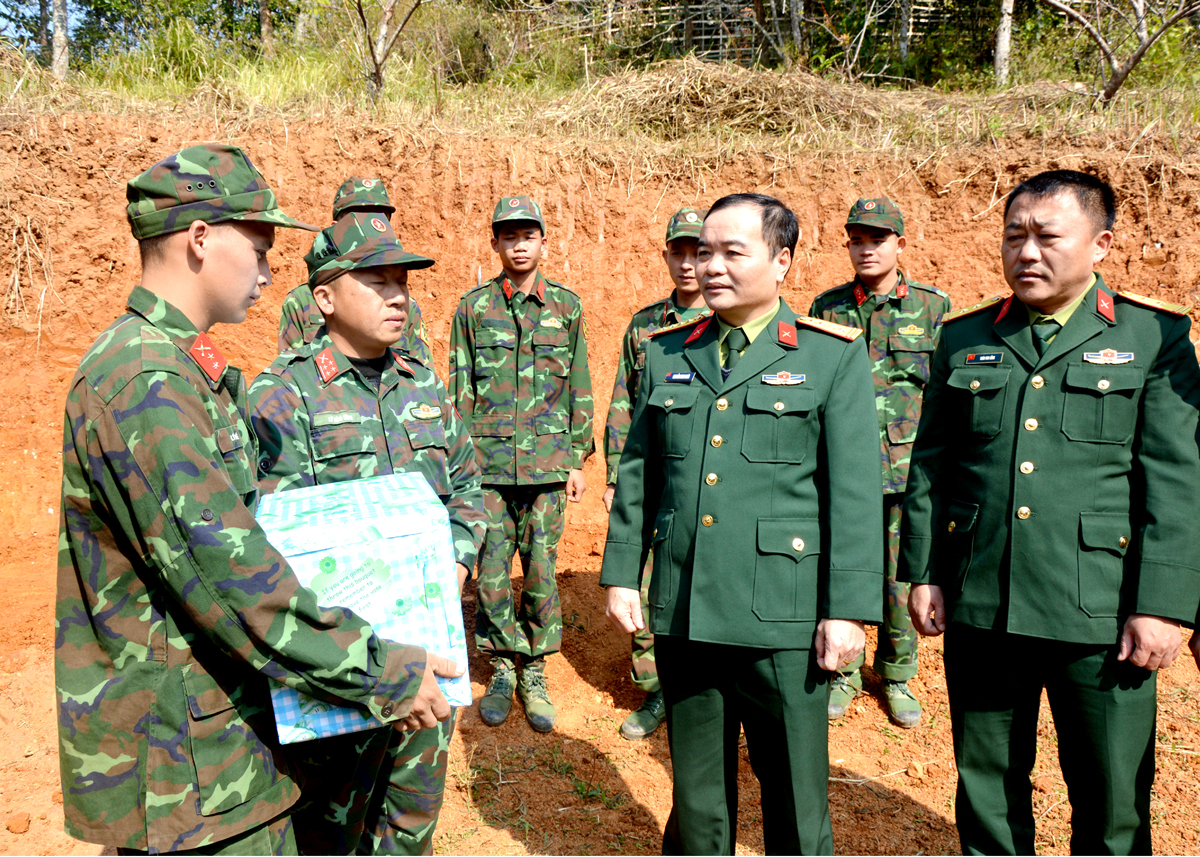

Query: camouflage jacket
56 287 429 851
248 330 486 568
448 272 595 484
603 295 711 484
278 283 431 364
809 272 950 493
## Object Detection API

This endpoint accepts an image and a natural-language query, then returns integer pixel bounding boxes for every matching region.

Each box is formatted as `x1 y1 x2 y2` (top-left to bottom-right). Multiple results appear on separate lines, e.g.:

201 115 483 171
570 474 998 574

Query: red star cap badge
188 333 227 383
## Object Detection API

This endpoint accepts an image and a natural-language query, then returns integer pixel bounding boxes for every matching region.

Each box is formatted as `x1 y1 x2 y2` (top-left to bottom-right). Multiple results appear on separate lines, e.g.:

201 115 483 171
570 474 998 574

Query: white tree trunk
994 0 1015 85
899 0 912 61
50 0 67 79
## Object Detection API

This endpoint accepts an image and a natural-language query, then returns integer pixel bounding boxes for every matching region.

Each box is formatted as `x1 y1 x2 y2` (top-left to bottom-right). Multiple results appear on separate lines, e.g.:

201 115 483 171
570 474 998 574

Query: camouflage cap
126 143 318 240
305 211 435 288
665 207 706 243
845 197 904 236
492 195 546 232
331 177 396 220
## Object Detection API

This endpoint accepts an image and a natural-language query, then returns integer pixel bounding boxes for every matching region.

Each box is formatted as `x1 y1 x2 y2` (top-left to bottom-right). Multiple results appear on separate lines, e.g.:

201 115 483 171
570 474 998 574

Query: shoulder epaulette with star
649 314 710 339
944 295 1005 323
795 316 863 342
1117 291 1190 316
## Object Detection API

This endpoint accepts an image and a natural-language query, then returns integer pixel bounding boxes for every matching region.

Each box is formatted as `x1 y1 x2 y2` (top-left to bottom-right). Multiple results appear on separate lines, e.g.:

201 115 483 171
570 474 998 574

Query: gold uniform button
773 401 785 411
792 537 805 552
1016 506 1031 520
711 435 724 447
1097 379 1111 391
652 528 658 538
1118 536 1129 549
1020 461 1034 474
702 515 714 527
948 521 957 532
969 380 981 391
1024 418 1039 431
664 397 675 407
705 473 718 485
1031 375 1045 389
716 398 729 411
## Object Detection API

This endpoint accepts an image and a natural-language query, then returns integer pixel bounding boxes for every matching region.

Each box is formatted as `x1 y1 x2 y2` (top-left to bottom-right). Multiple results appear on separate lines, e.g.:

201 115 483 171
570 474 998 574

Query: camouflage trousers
117 813 297 855
841 494 918 681
291 710 456 855
475 484 566 659
630 550 659 692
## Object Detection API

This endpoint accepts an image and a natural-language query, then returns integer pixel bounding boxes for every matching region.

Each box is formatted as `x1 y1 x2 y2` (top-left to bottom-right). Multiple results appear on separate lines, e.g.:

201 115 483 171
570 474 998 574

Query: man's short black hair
705 193 798 260
1004 170 1116 233
137 233 172 269
492 220 544 240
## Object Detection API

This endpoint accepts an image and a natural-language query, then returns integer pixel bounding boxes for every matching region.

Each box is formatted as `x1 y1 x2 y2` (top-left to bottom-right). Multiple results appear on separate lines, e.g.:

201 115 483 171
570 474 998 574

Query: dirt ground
2 114 1200 856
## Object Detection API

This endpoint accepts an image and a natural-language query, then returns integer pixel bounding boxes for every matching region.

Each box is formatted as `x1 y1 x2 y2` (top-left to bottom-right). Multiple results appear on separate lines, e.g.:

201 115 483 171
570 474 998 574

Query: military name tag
665 371 695 383
965 352 1003 365
411 403 441 420
762 371 805 385
897 324 925 336
1084 348 1134 365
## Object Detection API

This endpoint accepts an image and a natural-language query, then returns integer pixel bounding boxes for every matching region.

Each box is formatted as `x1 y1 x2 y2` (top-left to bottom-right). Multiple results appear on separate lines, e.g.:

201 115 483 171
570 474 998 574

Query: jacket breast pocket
182 666 281 816
940 500 979 591
214 422 255 497
887 334 937 384
1078 511 1131 617
533 329 571 378
947 366 1011 439
1062 364 1144 444
752 518 820 621
741 387 816 464
474 325 517 377
648 385 700 459
312 422 378 482
648 509 675 609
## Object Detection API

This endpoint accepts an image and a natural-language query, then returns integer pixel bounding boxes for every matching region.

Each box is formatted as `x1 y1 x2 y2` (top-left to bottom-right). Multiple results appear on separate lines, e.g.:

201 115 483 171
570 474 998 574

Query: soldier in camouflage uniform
602 207 710 741
448 195 594 733
56 144 460 855
808 197 951 728
277 177 432 364
249 212 485 855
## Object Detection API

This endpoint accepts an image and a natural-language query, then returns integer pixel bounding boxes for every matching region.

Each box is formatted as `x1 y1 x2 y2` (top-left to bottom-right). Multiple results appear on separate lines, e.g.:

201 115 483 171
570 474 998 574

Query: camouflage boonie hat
845 197 904 236
331 177 396 220
492 195 546 232
126 143 318 240
305 211 435 288
666 207 706 243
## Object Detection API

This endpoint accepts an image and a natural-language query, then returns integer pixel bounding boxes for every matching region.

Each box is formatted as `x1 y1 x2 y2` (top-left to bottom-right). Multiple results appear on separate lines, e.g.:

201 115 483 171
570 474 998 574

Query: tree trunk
789 0 805 54
37 0 49 57
50 0 67 79
994 0 1015 85
259 0 275 56
899 0 911 61
683 0 694 52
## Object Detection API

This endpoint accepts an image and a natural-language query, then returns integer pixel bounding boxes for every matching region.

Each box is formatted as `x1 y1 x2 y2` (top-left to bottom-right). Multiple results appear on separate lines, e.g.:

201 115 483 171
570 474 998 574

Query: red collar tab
316 347 340 384
853 283 868 306
501 277 514 300
897 279 909 298
778 321 798 348
684 317 713 345
389 349 411 374
1097 290 1116 322
994 295 1014 324
189 333 227 383
535 273 546 301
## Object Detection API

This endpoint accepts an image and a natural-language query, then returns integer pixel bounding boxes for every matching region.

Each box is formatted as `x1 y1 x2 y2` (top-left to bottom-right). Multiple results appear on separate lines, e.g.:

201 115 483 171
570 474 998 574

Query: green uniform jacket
447 272 594 485
277 283 431 365
898 277 1200 642
56 288 429 852
808 272 950 494
247 330 486 568
600 301 884 649
604 295 711 485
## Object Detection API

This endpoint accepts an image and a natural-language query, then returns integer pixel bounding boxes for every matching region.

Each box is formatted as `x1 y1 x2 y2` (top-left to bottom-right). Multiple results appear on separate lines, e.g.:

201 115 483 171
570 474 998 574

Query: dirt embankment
2 114 1199 855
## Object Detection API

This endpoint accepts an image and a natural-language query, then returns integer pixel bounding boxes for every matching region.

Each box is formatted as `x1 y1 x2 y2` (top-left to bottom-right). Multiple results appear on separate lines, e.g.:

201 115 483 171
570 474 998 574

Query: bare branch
1040 0 1118 72
354 0 380 71
381 0 423 64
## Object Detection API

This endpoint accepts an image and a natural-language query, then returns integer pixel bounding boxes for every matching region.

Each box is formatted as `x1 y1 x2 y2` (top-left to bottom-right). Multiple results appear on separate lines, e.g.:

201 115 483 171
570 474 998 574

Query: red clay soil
1 115 1199 855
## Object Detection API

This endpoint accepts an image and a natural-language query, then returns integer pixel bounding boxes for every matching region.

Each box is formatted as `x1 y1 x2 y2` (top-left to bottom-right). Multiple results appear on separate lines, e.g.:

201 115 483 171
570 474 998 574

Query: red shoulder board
316 347 340 384
794 316 863 342
853 283 868 306
1116 291 1190 316
650 314 711 341
1096 290 1115 322
944 295 1005 323
777 321 798 348
994 295 1014 324
897 280 909 298
188 332 227 383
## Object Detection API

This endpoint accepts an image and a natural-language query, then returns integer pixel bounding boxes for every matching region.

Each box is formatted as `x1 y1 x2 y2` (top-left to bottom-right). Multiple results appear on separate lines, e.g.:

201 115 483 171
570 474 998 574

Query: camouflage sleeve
435 374 486 567
403 298 434 367
603 317 642 484
447 298 476 423
277 290 308 354
247 371 317 495
567 301 596 470
86 370 427 723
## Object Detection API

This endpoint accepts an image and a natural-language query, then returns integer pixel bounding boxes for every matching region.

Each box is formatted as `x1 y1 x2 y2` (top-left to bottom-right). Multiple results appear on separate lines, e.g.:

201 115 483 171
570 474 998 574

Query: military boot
883 679 922 728
827 669 862 720
619 690 665 740
517 658 556 733
479 657 516 726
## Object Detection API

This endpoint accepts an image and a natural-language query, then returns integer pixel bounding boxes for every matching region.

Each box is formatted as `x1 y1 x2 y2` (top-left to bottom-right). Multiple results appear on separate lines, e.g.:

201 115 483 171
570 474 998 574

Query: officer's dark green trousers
945 625 1156 856
657 637 833 856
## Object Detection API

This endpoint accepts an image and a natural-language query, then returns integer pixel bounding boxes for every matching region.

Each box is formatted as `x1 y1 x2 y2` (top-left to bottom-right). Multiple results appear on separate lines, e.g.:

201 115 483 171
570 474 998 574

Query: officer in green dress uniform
603 193 884 854
900 170 1200 854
